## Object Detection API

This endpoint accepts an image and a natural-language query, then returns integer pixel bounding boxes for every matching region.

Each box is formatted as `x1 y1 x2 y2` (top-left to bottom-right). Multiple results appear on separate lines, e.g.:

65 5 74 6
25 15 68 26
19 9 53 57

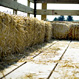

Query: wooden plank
30 0 79 3
4 41 70 79
0 0 33 13
41 3 47 20
50 41 79 79
0 40 57 79
37 10 79 15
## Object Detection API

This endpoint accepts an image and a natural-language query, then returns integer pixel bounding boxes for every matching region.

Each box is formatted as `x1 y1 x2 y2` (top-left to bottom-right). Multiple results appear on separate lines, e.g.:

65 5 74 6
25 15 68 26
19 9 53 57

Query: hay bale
13 15 27 53
13 16 35 47
24 17 35 46
0 12 16 57
52 23 69 39
44 22 52 41
33 18 45 45
68 23 79 40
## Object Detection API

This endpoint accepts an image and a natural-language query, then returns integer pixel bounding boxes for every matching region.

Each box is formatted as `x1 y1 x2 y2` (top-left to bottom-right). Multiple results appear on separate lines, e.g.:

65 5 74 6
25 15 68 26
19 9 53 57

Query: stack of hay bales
1 11 79 59
0 12 52 58
68 23 79 40
52 23 69 39
44 22 52 41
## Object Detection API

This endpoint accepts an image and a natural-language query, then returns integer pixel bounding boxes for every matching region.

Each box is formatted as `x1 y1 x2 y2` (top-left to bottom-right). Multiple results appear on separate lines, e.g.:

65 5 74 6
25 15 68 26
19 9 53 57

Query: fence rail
37 10 79 15
0 0 79 20
0 0 33 14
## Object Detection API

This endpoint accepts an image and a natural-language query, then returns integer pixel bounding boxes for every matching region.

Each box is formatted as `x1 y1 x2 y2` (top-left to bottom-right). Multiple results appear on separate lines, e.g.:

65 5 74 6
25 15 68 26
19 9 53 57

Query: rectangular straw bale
33 18 45 45
24 17 35 46
68 23 79 40
0 12 9 57
0 12 16 58
39 20 45 43
52 23 69 39
44 22 52 42
6 14 16 54
13 15 27 53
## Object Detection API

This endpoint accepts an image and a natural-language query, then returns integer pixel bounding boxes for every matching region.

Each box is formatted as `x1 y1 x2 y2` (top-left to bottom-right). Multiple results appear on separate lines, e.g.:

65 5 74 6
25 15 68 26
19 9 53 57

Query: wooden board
30 0 79 3
37 10 79 15
50 41 79 79
4 41 70 79
41 3 47 20
0 0 33 13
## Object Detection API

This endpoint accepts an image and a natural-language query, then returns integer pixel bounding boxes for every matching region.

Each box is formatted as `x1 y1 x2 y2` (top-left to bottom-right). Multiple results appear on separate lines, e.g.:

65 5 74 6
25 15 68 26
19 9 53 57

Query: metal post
34 0 37 17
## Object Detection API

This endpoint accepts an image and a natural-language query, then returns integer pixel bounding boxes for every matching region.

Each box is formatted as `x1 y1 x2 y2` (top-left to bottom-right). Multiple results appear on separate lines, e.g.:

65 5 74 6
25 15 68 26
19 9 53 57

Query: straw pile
44 22 52 41
0 12 53 58
52 23 69 39
68 23 79 40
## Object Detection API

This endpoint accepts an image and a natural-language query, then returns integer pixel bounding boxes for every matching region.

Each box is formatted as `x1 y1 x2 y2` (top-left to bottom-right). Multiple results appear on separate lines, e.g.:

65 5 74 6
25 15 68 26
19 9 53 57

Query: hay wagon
0 0 79 79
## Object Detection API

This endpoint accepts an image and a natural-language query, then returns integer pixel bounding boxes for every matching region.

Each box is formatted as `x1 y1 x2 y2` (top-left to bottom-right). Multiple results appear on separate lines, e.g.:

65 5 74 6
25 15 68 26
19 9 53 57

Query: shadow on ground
0 40 54 71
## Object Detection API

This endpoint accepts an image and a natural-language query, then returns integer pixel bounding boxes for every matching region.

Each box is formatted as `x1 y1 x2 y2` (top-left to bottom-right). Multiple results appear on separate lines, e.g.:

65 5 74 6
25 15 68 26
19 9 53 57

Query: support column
41 3 47 20
34 0 37 17
13 0 17 14
27 0 30 17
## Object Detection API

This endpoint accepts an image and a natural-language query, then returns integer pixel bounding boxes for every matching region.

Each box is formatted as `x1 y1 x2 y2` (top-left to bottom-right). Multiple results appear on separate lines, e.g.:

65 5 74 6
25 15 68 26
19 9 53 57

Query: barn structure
0 0 79 79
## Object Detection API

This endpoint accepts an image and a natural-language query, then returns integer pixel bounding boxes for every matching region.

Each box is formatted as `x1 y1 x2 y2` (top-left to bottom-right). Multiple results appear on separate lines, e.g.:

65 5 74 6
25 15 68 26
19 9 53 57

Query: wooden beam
27 0 30 17
0 0 33 13
30 0 79 4
37 10 79 15
41 3 47 20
